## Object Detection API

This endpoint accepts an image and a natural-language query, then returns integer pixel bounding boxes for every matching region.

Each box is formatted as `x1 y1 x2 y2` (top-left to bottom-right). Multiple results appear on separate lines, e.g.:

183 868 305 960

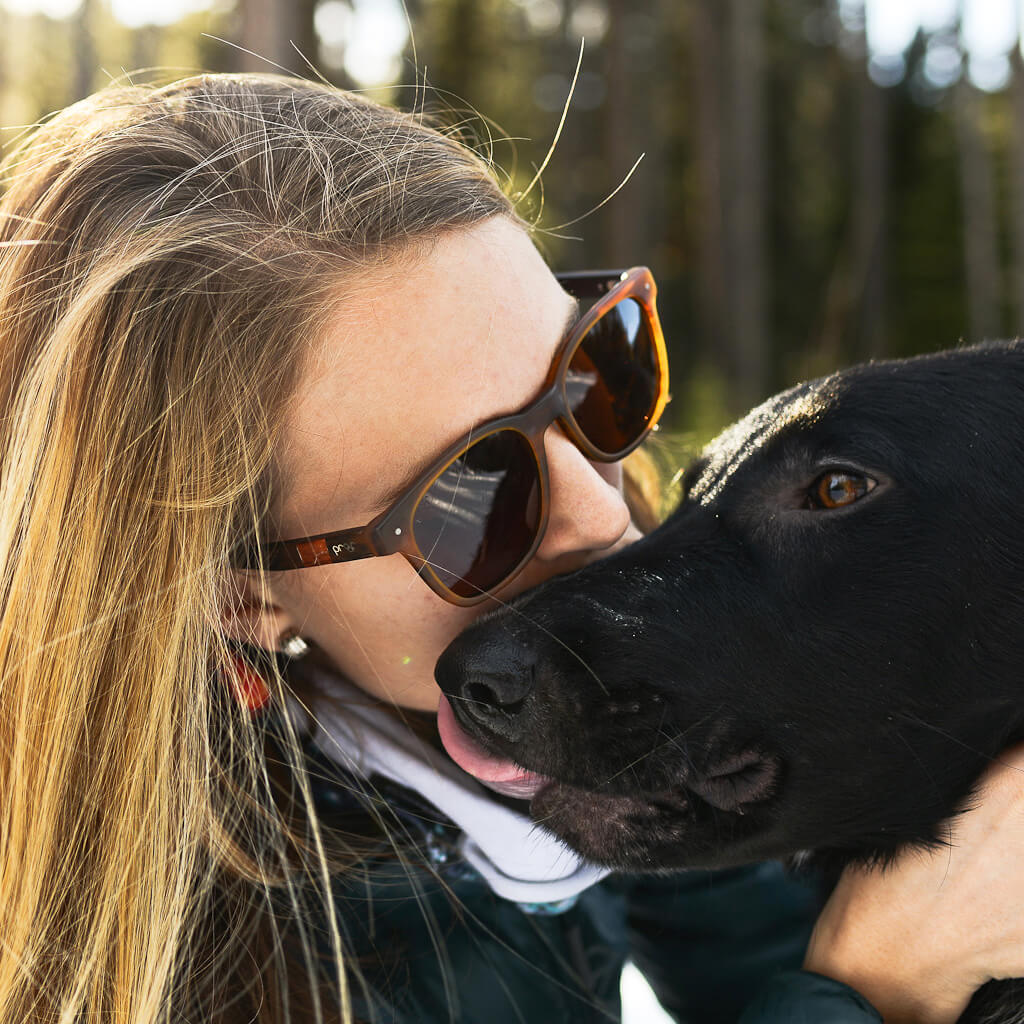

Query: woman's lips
436 695 551 800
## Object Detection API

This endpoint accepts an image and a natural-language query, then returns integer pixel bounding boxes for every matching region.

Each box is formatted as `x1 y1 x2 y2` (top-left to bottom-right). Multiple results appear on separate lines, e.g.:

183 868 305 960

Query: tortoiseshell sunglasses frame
237 266 668 606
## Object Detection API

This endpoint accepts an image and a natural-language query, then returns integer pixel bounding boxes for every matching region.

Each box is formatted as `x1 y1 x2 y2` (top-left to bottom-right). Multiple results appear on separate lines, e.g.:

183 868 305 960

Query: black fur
435 340 1024 1022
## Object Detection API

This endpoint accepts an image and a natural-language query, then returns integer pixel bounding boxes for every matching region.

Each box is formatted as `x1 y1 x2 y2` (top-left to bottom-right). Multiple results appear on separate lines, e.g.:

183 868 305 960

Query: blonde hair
0 72 513 1023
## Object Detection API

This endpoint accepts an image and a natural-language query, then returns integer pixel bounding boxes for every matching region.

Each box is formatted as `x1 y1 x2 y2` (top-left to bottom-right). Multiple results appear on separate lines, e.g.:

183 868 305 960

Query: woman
0 72 1020 1023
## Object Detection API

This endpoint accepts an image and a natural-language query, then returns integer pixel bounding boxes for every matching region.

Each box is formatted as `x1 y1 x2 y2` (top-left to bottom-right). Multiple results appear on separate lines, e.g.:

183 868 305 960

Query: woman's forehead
274 218 573 537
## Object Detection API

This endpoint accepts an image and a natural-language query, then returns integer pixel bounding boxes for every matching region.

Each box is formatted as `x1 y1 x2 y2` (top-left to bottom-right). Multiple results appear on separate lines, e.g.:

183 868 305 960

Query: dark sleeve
739 970 883 1023
622 861 823 1023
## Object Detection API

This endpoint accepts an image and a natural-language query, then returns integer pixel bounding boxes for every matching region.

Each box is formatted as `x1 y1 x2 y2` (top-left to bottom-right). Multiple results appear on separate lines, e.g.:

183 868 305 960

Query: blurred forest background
0 0 1019 438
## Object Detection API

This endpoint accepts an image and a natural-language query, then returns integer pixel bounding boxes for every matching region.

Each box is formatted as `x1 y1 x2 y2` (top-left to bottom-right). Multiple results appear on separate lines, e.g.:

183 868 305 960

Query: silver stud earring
280 631 310 660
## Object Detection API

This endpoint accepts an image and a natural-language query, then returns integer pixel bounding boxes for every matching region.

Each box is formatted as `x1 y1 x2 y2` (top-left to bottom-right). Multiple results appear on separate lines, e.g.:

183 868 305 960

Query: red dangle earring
223 652 272 712
221 632 310 713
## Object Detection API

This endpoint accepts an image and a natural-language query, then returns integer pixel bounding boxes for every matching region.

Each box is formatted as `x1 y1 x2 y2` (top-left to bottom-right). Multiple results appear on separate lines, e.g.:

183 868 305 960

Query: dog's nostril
467 681 492 706
454 672 531 742
467 680 525 716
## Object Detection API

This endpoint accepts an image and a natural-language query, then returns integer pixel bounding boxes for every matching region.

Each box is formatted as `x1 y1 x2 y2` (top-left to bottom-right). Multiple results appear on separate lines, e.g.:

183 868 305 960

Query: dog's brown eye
810 471 876 509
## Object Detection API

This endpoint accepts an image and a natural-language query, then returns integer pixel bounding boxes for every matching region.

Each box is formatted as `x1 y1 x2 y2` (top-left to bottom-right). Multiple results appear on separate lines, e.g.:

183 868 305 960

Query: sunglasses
241 266 668 606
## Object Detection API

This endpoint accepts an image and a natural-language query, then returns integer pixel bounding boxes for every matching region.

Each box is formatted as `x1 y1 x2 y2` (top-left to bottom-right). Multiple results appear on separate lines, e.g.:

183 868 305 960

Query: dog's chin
530 781 765 871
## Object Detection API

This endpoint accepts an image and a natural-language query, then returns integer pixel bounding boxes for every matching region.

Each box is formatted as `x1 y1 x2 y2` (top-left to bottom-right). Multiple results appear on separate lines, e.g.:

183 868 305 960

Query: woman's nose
533 422 635 561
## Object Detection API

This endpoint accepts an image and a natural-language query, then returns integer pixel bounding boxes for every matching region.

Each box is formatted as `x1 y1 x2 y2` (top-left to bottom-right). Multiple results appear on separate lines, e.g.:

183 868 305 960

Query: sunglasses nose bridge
530 434 552 560
508 404 553 532
518 379 589 461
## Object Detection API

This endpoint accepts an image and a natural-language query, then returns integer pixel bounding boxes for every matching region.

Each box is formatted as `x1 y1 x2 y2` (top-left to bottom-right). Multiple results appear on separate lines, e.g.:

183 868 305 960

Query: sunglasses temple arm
254 526 382 570
555 270 628 298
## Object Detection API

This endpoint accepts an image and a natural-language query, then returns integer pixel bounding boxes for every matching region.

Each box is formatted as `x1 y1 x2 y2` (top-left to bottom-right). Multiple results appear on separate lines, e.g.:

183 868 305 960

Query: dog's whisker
600 731 690 784
895 712 1013 766
888 718 942 801
447 693 502 711
507 614 610 696
598 702 728 786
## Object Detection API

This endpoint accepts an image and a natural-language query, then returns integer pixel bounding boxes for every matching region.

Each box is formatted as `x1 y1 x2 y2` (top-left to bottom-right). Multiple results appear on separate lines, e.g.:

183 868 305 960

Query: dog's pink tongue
436 695 550 800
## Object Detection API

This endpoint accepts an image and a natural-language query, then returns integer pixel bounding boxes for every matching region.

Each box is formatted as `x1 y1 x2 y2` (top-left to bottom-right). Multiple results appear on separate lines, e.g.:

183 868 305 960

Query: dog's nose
435 632 535 742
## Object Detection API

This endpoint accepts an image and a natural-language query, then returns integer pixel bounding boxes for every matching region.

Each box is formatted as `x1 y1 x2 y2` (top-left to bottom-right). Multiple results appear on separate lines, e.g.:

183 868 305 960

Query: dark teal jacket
306 753 882 1024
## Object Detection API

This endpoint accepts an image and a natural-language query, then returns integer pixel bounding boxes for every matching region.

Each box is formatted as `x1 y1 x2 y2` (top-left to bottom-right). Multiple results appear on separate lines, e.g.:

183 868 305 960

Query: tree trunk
689 0 728 384
130 25 163 81
237 0 317 77
604 0 635 264
953 2 1000 344
72 0 96 102
954 73 1000 342
437 0 482 112
854 22 887 358
1010 44 1024 334
727 0 766 405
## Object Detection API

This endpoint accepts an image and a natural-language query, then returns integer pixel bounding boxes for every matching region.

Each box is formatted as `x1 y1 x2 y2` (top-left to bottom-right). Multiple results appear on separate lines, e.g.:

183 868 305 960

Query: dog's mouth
529 781 696 868
530 755 788 870
437 694 700 865
438 693 785 868
436 695 554 800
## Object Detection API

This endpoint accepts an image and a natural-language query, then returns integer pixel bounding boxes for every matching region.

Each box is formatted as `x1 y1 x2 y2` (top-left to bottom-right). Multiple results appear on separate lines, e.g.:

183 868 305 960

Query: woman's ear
220 570 296 654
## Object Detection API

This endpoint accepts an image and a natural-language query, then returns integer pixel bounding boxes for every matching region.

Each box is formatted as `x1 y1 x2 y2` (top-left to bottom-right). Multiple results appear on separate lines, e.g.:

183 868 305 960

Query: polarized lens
565 297 660 455
412 430 542 599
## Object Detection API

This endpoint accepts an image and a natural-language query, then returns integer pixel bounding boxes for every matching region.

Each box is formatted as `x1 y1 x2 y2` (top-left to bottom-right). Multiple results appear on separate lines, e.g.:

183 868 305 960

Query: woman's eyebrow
370 455 438 516
561 296 580 336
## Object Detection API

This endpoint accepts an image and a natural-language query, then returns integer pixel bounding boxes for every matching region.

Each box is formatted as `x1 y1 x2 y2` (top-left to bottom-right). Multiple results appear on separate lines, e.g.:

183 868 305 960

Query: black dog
435 339 1024 1021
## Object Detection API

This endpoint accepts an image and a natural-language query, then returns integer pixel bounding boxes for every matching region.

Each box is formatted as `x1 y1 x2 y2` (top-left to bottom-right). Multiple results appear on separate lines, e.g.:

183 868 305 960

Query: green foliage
1 0 1016 441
